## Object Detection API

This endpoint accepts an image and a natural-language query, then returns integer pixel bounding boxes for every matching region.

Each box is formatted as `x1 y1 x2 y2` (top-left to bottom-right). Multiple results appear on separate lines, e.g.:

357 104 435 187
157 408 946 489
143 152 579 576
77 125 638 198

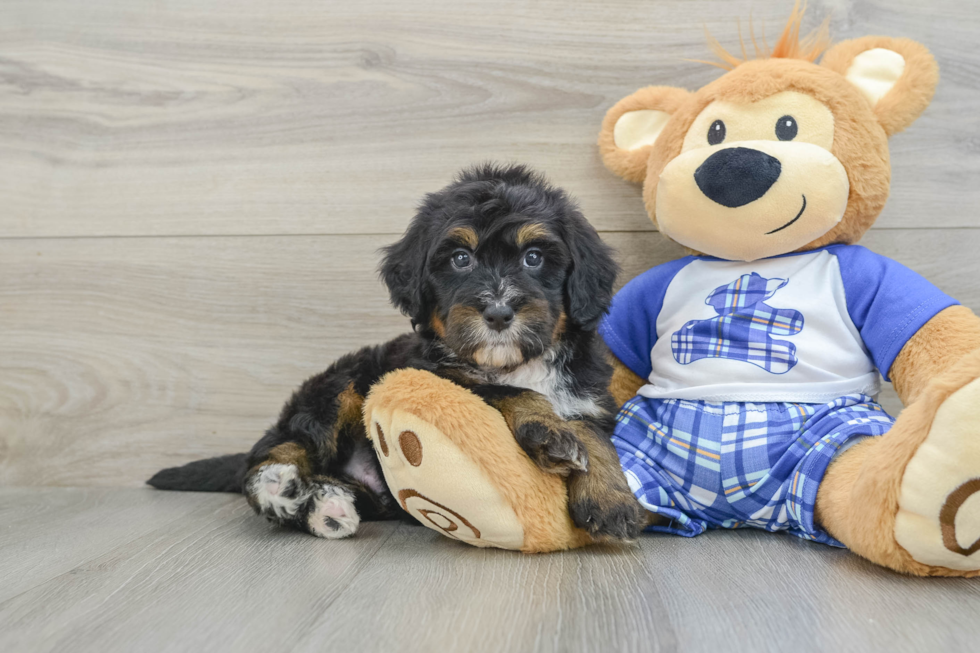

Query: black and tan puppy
149 164 642 541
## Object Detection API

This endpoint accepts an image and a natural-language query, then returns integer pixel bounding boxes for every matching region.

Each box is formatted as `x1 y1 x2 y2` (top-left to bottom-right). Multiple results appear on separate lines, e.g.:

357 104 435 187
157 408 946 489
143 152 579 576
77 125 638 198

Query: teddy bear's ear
598 86 691 183
821 36 938 136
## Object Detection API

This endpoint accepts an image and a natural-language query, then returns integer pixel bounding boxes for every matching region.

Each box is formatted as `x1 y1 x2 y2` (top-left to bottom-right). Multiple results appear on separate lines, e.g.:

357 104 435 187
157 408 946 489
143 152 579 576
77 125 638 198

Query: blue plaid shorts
613 394 895 546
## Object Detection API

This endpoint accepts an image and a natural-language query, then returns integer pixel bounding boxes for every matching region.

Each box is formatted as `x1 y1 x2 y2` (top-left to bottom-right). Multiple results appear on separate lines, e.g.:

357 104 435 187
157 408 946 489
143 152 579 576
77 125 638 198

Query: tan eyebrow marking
516 223 550 246
447 226 478 249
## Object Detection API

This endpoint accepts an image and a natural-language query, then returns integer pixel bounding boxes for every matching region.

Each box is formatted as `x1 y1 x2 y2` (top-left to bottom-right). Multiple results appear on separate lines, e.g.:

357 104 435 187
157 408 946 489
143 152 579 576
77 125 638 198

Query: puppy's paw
516 421 589 475
248 464 312 520
307 484 360 539
569 486 643 542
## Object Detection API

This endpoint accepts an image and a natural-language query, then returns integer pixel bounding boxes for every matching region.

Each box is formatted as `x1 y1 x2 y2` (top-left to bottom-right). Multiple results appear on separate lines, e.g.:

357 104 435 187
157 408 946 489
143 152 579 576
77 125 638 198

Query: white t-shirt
600 245 957 403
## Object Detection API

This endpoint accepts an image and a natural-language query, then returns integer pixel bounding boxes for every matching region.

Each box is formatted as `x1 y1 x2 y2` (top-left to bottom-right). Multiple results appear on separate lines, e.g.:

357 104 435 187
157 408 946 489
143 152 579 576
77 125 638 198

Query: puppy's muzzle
694 147 781 208
483 304 515 332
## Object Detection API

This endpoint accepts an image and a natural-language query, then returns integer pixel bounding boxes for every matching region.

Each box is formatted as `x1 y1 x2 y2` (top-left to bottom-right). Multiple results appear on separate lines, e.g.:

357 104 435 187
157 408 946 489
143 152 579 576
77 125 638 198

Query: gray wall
2 0 977 486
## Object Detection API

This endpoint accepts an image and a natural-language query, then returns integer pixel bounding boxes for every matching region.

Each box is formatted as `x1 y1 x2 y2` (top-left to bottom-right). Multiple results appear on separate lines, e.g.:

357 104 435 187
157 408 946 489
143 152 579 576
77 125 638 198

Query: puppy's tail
147 453 248 493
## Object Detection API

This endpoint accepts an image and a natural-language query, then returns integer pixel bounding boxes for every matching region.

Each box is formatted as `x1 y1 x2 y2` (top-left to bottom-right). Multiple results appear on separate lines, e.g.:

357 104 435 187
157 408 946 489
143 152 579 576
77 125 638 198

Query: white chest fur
494 358 602 420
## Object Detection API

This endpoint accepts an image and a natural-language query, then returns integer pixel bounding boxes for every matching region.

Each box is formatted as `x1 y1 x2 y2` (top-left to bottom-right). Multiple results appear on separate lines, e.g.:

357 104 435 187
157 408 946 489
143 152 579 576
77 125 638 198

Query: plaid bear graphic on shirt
671 272 804 374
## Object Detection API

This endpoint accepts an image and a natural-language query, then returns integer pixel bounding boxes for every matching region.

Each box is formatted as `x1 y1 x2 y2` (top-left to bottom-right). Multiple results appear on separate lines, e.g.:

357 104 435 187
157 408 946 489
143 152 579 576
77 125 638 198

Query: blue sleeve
832 245 959 381
598 257 694 379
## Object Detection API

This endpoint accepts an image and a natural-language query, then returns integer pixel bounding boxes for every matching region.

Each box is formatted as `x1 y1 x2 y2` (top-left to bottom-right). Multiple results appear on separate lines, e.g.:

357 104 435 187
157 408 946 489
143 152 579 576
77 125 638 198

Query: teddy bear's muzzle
655 140 849 262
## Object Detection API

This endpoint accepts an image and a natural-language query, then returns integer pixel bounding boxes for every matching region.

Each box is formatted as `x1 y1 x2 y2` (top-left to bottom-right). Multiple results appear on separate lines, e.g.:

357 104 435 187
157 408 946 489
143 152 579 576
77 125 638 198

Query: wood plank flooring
1 488 978 653
2 0 980 650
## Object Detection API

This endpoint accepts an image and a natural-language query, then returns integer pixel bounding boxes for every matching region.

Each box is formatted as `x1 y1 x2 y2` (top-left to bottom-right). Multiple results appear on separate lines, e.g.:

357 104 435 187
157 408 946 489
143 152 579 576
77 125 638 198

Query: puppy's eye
523 249 543 268
776 115 798 141
707 120 726 145
451 249 473 269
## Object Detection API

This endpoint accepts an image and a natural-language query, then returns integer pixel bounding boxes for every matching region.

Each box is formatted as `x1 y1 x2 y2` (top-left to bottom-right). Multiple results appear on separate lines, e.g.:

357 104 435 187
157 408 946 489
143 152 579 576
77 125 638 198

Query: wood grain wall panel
1 0 978 238
1 228 976 486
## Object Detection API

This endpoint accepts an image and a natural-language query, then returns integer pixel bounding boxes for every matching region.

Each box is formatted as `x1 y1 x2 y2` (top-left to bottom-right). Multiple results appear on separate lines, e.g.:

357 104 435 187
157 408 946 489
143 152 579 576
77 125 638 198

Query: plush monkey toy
368 7 980 575
597 7 980 576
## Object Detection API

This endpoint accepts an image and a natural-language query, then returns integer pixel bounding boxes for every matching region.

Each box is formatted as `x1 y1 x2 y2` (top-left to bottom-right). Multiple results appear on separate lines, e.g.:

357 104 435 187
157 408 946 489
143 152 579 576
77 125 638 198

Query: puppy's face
381 165 618 370
428 221 568 368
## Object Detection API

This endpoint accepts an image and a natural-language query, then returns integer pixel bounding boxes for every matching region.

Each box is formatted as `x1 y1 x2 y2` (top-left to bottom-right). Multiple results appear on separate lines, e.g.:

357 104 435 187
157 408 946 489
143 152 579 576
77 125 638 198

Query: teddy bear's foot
368 405 527 549
362 368 593 553
817 350 980 576
894 377 980 571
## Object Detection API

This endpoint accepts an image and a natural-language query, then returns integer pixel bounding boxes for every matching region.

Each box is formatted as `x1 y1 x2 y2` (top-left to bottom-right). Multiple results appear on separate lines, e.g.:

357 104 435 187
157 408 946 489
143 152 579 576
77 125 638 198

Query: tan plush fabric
597 40 938 257
655 138 849 261
821 36 939 136
374 405 527 550
596 8 980 577
598 86 691 184
614 109 672 151
637 58 893 255
895 377 980 570
608 357 645 408
815 348 980 576
679 90 835 152
844 48 906 107
890 306 980 405
363 368 593 553
825 306 980 576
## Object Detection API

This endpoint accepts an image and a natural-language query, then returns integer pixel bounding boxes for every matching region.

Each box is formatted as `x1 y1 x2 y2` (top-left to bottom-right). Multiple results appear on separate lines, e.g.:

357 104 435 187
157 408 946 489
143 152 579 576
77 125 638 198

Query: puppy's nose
694 147 781 208
483 304 515 332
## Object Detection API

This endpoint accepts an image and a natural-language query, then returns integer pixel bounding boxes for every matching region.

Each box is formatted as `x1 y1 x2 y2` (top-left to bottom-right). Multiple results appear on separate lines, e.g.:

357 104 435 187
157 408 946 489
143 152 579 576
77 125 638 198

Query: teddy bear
366 7 980 576
594 7 980 576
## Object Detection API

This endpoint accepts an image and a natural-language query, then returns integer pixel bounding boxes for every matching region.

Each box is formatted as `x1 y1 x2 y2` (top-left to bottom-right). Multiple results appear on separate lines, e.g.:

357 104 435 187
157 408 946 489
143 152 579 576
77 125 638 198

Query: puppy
149 164 642 541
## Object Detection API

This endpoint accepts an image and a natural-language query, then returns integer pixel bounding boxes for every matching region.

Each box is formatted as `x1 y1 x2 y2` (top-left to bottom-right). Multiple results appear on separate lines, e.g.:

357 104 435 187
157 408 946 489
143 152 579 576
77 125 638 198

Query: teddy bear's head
598 8 938 262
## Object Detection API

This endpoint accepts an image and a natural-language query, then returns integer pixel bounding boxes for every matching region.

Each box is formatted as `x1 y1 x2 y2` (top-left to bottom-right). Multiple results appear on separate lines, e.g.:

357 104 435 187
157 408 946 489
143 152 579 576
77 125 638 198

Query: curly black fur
149 164 641 540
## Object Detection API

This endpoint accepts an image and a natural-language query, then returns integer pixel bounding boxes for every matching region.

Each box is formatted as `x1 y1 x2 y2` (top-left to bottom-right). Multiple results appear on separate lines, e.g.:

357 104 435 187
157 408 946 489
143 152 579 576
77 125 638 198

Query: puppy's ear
379 214 430 325
564 214 619 331
598 86 691 183
821 36 938 136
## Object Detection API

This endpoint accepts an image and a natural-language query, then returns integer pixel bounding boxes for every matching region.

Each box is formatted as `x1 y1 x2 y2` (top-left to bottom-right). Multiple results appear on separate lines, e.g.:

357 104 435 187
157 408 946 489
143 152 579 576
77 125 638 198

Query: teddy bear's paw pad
249 464 312 521
367 408 525 550
307 484 360 539
895 377 980 571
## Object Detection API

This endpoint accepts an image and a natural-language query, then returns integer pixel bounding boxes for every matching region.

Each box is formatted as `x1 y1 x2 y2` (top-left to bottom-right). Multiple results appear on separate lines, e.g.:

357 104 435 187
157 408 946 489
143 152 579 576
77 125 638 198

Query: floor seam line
0 493 240 610
286 522 402 652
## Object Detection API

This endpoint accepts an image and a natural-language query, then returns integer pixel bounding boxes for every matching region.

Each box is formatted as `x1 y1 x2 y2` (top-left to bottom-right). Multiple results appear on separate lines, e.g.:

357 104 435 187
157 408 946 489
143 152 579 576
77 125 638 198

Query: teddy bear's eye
776 115 798 141
707 120 726 145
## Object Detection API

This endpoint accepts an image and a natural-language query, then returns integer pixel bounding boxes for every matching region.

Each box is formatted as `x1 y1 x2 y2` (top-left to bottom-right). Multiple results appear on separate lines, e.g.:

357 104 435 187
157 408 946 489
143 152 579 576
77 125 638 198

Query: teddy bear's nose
694 147 782 208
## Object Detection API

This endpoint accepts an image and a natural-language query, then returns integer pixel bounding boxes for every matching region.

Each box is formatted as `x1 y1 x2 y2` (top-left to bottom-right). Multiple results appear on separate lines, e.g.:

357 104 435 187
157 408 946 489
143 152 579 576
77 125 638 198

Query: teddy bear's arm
608 356 646 407
889 305 980 405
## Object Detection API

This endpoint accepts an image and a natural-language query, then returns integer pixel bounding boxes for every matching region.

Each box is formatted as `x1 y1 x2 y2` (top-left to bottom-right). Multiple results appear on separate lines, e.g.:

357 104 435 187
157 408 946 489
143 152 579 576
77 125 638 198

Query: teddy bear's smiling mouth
765 195 807 235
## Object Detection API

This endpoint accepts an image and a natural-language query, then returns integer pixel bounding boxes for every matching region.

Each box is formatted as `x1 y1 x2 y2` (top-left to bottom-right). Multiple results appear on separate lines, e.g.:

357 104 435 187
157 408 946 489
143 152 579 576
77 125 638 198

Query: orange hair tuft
693 2 832 71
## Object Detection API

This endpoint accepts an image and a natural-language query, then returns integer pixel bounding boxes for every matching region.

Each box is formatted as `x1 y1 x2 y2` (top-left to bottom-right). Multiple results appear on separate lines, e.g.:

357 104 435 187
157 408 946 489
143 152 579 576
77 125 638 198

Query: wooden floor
2 0 980 650
0 487 977 653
